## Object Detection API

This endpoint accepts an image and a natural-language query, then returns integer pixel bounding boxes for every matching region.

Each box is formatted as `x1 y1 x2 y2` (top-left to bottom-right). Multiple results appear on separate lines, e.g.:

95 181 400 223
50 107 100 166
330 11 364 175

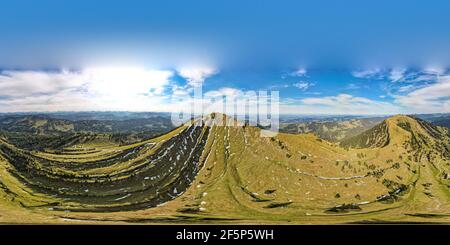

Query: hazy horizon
1 110 449 117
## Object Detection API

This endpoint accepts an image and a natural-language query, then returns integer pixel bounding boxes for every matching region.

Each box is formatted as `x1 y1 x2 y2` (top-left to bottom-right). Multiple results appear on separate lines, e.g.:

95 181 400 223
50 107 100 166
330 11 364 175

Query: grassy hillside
0 113 449 224
339 120 390 148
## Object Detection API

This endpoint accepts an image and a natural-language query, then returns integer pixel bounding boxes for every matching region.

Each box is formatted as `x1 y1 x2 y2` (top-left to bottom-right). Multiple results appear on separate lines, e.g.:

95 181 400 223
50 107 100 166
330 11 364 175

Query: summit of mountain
341 115 450 152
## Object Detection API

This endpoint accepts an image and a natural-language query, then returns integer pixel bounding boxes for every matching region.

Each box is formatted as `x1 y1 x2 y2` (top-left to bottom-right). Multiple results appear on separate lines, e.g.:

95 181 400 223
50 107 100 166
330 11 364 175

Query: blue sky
1 0 450 114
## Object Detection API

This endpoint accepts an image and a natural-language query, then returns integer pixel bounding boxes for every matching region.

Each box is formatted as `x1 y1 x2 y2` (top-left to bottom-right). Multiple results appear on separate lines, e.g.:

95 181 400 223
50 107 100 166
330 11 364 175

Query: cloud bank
1 66 449 115
0 68 174 112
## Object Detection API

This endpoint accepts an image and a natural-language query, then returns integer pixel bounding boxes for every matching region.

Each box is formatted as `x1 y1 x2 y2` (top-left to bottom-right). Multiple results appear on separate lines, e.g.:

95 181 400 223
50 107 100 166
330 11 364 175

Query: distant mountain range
0 114 174 135
280 113 450 143
415 113 450 128
0 111 171 121
0 113 175 150
1 112 449 151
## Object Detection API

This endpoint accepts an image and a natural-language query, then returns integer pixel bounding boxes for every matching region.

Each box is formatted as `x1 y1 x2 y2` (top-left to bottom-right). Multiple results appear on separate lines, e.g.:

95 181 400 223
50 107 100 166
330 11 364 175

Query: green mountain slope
339 120 390 148
0 114 449 224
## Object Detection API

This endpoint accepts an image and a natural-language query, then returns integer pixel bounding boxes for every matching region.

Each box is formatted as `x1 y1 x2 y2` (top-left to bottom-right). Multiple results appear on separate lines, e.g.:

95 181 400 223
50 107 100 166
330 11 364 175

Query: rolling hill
0 114 175 150
0 113 449 224
0 114 174 135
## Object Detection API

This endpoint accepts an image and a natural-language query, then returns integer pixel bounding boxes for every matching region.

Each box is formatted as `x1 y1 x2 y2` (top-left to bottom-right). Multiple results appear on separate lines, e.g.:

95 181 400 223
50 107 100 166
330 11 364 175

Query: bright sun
81 66 173 110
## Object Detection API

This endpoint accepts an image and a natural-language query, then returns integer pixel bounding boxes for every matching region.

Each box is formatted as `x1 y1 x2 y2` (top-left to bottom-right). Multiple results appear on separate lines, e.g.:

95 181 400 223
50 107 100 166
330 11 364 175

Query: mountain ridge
0 113 449 223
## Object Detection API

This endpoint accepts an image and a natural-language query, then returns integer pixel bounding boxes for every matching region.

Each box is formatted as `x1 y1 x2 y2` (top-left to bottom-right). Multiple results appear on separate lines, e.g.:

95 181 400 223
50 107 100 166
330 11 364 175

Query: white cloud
177 67 216 87
282 68 308 79
389 68 406 82
392 72 436 84
292 68 307 77
302 94 372 105
423 65 446 75
288 94 400 115
0 68 174 112
304 91 322 95
351 68 382 79
293 81 314 91
84 67 172 97
352 67 446 83
204 87 243 98
395 75 450 113
345 83 360 90
267 83 289 89
397 84 417 92
0 70 86 97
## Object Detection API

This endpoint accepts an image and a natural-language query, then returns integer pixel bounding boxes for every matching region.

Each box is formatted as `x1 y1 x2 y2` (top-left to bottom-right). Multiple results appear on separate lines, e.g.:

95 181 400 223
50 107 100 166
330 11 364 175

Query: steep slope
0 122 209 213
0 114 449 223
342 115 450 154
339 120 390 148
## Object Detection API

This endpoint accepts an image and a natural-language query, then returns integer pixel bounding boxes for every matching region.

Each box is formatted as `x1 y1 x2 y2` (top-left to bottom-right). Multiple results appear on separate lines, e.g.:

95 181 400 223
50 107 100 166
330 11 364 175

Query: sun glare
84 67 172 97
73 66 173 111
